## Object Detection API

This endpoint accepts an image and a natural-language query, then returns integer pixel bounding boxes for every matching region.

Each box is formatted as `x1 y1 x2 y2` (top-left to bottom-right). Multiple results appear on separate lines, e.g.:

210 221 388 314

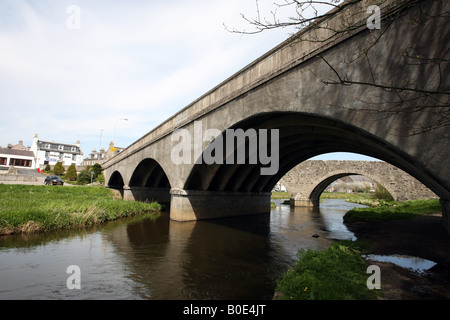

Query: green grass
344 199 441 223
320 191 374 201
273 191 379 205
271 191 289 199
275 240 379 300
0 185 161 235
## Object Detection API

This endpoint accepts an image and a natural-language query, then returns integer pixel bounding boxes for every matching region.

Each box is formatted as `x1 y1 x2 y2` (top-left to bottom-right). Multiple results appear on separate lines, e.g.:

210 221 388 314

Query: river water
0 199 366 300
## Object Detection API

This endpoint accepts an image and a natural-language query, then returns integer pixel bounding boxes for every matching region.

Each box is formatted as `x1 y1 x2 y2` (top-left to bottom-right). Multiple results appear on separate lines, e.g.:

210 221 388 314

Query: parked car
44 175 64 186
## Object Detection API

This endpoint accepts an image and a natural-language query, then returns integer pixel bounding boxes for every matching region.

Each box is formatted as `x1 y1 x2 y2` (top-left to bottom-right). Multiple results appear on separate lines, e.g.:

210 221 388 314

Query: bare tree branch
229 0 449 138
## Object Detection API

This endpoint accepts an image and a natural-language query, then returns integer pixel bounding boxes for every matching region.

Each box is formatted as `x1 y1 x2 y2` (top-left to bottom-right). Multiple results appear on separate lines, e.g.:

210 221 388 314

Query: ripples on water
0 199 364 300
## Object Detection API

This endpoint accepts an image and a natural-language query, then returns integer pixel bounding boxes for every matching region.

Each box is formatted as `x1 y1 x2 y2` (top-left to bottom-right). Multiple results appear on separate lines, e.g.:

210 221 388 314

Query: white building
0 148 36 170
30 134 84 168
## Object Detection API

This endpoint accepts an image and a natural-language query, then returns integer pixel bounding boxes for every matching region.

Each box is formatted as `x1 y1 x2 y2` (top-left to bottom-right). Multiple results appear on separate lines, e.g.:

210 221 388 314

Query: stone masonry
281 160 438 207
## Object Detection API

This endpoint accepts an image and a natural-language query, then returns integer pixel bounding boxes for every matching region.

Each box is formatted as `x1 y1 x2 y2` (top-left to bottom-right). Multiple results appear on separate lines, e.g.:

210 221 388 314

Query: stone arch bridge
103 0 450 232
280 160 438 207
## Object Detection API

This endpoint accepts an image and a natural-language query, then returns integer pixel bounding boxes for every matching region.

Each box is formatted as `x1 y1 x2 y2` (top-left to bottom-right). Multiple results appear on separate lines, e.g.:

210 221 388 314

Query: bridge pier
441 199 450 235
290 198 315 207
289 193 319 208
169 189 271 221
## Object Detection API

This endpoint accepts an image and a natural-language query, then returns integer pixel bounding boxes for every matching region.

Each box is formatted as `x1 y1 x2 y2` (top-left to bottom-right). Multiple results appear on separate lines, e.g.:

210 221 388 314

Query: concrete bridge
103 0 450 231
281 160 438 207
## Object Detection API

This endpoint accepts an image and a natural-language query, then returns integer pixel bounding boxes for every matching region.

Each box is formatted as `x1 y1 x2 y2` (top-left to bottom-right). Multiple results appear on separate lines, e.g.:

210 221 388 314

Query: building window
9 158 32 167
0 157 7 166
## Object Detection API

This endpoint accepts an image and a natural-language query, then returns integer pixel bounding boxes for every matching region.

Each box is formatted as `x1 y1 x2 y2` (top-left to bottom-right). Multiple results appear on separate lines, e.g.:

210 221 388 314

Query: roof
0 148 35 158
36 140 82 155
37 140 79 148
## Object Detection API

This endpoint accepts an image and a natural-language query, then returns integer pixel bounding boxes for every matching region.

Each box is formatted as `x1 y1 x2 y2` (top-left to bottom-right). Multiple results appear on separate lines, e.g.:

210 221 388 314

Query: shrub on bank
374 183 394 201
53 162 65 176
77 169 92 185
65 164 78 181
76 164 104 185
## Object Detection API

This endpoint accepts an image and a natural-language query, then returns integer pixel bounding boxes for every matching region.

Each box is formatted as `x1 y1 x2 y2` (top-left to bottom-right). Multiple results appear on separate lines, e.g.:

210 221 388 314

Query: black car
44 175 64 186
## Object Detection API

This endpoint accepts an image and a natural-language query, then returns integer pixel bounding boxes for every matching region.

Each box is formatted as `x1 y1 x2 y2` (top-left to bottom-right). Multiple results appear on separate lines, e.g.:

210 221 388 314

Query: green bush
81 164 103 183
92 163 103 179
77 169 92 185
53 162 65 176
374 183 394 201
97 173 105 184
44 164 51 172
65 164 78 181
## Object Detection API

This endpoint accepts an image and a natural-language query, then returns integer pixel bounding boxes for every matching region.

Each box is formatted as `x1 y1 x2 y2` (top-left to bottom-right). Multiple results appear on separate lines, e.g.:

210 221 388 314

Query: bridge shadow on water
117 198 359 299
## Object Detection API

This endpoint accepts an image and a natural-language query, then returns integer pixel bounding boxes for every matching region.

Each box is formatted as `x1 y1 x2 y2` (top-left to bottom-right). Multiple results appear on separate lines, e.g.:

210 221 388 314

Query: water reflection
0 199 362 300
363 255 437 274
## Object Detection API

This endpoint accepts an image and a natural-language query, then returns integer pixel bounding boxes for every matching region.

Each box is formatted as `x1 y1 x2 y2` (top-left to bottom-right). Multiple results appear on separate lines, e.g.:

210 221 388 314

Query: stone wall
0 173 39 183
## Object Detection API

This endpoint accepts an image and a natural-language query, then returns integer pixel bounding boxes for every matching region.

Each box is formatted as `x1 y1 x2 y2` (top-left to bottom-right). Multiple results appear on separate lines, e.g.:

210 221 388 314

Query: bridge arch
130 158 171 189
307 171 396 207
183 112 441 201
126 158 172 205
108 171 125 189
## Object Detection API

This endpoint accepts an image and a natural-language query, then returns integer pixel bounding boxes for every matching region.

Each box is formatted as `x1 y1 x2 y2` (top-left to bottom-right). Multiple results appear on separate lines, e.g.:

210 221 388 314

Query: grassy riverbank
344 199 441 223
272 191 388 205
0 185 161 235
275 198 442 300
275 240 379 300
271 191 289 199
320 191 374 201
272 191 379 201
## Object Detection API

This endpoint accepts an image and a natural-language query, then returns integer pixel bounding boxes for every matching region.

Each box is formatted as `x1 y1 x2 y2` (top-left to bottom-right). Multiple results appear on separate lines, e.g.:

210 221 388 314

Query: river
0 199 366 300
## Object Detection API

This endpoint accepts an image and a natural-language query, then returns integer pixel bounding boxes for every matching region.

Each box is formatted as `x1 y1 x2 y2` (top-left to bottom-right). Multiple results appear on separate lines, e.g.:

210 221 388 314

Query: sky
0 0 377 162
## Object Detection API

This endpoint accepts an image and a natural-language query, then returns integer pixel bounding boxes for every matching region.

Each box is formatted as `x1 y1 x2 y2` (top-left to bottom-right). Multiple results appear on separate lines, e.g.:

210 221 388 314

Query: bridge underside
107 111 450 234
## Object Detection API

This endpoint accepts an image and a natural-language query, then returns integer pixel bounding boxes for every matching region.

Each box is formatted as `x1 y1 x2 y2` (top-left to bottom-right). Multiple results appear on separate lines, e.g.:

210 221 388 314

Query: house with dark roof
30 134 83 168
0 148 36 169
